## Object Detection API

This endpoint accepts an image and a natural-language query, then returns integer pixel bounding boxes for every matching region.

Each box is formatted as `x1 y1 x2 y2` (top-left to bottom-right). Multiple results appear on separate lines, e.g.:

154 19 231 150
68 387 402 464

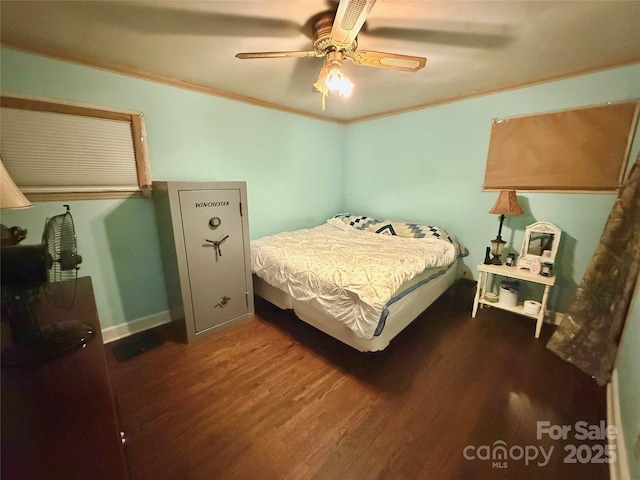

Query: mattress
252 218 457 339
254 261 458 351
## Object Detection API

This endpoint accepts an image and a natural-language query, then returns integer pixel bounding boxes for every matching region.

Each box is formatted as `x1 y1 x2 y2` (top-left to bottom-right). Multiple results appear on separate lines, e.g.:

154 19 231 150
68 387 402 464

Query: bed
251 215 468 351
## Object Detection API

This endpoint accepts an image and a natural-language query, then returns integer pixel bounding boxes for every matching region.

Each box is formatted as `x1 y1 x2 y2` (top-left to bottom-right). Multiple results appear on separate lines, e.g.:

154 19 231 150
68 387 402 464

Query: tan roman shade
483 100 639 192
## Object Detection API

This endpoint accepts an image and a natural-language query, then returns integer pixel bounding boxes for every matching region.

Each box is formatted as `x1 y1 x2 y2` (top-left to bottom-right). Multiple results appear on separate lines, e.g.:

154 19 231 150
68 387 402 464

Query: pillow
374 220 469 257
371 220 448 239
333 214 385 231
334 214 468 257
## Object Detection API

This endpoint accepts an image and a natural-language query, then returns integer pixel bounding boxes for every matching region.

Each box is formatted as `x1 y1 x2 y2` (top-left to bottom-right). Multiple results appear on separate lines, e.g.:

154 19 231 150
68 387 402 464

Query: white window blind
1 95 151 200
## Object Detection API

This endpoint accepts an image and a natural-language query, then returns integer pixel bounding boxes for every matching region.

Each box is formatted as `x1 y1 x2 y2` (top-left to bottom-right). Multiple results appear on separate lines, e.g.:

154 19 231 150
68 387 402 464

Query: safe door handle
205 235 229 261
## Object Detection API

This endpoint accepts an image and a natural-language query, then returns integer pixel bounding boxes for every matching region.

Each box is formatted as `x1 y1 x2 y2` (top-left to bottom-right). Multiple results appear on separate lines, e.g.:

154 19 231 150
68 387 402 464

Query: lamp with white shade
1 159 31 210
1 159 31 246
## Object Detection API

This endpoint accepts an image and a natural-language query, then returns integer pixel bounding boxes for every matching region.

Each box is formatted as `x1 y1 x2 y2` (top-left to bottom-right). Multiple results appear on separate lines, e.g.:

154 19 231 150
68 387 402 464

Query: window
1 94 151 201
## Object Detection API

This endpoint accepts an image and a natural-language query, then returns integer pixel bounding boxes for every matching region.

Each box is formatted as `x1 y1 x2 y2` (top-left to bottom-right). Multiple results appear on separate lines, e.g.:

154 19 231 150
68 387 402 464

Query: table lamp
1 159 32 244
488 190 523 265
1 159 31 210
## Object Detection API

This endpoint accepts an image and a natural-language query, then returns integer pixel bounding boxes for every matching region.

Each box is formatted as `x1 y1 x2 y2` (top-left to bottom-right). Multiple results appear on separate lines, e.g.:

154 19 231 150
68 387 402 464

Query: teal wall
0 47 344 329
1 47 638 327
344 64 640 313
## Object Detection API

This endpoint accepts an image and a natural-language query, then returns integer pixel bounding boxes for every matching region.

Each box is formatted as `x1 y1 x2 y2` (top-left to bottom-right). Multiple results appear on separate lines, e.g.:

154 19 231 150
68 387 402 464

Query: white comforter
251 218 456 339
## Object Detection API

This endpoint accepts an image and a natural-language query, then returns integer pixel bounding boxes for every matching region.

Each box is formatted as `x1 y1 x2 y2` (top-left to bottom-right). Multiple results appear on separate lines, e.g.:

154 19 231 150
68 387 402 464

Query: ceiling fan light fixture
325 65 344 90
337 74 355 97
324 66 355 96
323 52 355 96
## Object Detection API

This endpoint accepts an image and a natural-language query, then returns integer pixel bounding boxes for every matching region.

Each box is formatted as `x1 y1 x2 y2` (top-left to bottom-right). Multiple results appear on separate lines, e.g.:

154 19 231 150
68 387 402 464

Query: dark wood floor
106 291 609 480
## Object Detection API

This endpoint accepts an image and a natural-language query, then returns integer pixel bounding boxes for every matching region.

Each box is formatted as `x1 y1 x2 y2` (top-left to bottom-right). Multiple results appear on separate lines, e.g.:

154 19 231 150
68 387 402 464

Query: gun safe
153 181 254 343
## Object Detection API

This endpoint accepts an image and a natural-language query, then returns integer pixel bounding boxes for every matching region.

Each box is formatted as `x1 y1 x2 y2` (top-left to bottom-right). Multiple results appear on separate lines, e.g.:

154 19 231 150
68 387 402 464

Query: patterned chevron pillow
334 214 468 257
333 214 385 231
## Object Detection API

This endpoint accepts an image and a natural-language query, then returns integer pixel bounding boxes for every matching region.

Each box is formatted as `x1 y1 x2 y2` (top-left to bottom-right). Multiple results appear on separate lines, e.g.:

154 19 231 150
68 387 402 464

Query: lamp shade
489 190 523 215
1 159 32 209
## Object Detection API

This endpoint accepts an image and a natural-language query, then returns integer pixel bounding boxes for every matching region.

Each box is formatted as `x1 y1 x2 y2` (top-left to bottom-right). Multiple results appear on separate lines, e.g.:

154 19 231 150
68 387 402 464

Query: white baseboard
608 368 631 480
101 309 173 344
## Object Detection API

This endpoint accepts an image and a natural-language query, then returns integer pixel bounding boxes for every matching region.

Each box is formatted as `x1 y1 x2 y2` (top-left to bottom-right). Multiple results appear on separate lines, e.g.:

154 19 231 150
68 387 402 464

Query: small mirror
518 221 561 268
527 232 555 256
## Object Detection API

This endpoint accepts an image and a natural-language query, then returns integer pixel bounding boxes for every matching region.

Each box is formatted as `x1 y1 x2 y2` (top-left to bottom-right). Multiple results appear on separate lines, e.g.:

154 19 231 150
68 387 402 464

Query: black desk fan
1 205 94 365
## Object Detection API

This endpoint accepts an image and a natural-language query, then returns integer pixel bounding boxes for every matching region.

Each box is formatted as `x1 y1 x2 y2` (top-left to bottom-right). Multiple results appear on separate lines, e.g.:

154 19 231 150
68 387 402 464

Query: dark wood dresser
1 276 128 479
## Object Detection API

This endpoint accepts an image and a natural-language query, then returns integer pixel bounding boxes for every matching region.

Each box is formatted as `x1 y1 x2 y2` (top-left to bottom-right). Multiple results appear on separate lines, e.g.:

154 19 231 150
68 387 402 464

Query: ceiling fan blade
330 0 377 49
346 51 426 72
236 51 319 60
17 2 304 38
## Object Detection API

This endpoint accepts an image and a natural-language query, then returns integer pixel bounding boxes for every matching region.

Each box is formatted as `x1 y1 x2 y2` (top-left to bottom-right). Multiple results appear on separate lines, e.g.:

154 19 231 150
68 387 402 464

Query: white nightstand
472 263 556 338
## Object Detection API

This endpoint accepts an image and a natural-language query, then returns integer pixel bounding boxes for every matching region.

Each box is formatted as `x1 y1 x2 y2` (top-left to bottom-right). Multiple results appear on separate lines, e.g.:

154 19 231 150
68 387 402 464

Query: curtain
547 153 640 386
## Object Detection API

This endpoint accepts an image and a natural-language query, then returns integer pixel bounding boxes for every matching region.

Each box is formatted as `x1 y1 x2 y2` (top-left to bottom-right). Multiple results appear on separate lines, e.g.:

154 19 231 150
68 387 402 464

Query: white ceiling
2 1 639 123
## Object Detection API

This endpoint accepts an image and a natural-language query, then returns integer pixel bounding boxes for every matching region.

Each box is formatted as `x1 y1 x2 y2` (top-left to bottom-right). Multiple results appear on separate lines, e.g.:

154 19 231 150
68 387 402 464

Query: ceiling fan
235 0 426 109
